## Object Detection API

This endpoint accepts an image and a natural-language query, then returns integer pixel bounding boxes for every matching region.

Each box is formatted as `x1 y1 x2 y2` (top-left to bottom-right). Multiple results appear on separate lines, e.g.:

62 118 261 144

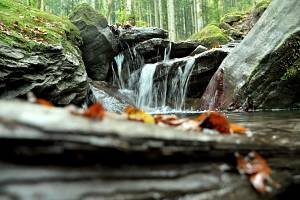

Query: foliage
190 24 230 48
0 0 80 53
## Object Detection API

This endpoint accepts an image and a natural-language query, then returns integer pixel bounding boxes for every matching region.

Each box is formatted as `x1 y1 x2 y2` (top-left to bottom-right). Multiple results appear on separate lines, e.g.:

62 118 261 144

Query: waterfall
137 63 158 109
111 42 196 112
114 54 125 89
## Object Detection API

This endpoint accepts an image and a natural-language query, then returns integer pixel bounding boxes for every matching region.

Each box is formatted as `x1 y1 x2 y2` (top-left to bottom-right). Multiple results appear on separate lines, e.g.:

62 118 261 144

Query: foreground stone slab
0 100 299 199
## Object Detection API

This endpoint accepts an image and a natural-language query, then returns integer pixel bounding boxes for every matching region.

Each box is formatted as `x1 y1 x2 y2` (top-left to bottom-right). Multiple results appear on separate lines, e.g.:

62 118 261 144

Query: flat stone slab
0 100 299 199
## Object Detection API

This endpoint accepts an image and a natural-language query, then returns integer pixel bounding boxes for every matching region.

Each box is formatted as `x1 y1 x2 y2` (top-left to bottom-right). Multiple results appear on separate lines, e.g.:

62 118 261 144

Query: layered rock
70 4 119 81
118 27 168 45
199 0 300 110
0 100 299 199
0 42 88 105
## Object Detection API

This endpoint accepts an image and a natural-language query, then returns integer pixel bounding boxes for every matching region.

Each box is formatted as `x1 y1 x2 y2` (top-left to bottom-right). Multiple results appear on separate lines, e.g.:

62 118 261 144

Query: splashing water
111 42 196 112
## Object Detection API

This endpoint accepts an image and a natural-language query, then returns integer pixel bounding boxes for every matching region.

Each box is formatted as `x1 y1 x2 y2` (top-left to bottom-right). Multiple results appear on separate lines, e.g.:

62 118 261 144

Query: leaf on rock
35 98 54 108
82 103 105 120
125 106 155 124
196 112 230 134
236 151 279 193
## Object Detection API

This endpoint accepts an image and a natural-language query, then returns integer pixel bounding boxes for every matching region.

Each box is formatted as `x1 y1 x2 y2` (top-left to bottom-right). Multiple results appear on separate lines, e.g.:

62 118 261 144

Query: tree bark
167 0 176 41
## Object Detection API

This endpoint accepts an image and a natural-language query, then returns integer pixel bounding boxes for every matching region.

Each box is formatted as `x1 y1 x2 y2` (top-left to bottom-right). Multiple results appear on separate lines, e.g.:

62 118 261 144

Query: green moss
190 24 230 48
0 0 80 53
281 59 300 80
221 11 245 24
255 0 272 12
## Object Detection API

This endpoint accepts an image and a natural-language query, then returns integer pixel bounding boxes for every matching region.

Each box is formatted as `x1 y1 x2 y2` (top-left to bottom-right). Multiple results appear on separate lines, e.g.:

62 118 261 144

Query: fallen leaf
230 123 248 134
124 106 155 124
35 98 54 108
196 112 230 134
82 103 105 120
236 151 279 193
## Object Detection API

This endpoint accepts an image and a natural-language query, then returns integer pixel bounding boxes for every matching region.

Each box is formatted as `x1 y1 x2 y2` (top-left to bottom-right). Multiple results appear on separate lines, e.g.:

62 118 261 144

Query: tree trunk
154 0 159 27
158 0 163 28
167 0 176 41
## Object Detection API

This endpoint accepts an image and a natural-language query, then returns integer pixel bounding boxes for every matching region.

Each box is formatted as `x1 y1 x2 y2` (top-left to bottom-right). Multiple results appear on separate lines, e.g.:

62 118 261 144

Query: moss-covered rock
255 0 272 13
221 12 245 25
0 0 81 54
190 25 230 48
0 0 89 105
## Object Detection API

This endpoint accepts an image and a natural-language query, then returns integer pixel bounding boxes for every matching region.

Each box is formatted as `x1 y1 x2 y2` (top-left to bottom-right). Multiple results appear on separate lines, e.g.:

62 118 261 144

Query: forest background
22 0 257 40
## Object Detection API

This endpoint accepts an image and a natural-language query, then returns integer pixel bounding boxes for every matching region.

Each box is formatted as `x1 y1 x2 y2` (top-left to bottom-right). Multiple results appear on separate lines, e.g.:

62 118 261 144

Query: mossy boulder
221 12 245 25
0 0 88 105
190 25 230 48
70 3 119 81
255 0 272 13
199 0 300 110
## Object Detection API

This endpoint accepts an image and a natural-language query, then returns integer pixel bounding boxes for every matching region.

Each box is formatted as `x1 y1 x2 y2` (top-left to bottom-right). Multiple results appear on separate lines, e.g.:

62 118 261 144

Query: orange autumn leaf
124 106 155 124
196 112 230 134
230 123 248 134
35 98 54 108
236 151 278 193
82 103 105 120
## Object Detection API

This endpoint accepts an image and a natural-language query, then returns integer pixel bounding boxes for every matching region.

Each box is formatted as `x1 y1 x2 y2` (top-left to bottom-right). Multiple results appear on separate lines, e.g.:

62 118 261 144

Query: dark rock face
199 0 300 110
123 38 205 64
88 81 134 112
70 4 119 81
0 42 88 105
118 27 168 45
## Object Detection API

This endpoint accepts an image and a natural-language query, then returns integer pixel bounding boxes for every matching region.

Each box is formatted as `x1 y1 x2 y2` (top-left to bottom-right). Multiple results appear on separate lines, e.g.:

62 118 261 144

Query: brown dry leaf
236 151 279 193
35 98 54 108
196 112 230 134
124 106 155 124
82 103 105 120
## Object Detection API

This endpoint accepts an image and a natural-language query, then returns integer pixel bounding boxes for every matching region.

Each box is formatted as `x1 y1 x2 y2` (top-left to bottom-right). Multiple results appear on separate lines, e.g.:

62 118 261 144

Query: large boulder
199 0 300 110
0 1 88 105
70 4 119 81
0 42 88 105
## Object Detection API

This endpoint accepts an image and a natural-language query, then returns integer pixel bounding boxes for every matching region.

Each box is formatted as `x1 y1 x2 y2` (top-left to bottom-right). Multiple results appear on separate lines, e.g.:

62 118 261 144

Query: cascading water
137 63 158 109
112 42 196 112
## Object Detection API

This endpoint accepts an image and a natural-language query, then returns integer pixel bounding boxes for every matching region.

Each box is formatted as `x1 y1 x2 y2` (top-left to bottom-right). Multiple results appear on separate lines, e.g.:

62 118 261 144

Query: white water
137 63 158 109
112 42 196 112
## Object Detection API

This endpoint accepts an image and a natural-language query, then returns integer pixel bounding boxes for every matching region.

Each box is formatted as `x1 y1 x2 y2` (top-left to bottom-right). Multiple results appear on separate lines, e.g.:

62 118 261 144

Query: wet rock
88 81 134 112
190 45 209 56
122 38 205 64
199 0 300 110
118 27 168 45
0 100 299 199
70 4 119 81
0 41 88 106
152 47 232 99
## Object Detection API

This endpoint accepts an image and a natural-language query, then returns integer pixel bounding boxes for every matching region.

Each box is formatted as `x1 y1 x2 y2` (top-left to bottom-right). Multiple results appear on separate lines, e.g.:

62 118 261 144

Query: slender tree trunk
126 0 132 15
167 0 176 41
154 0 159 27
158 0 163 28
